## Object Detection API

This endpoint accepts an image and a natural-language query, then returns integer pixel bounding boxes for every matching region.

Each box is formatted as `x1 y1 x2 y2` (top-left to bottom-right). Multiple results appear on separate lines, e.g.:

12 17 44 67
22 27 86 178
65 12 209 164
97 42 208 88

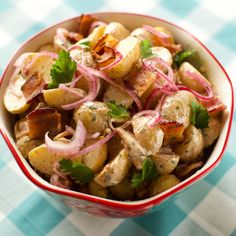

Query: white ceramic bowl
0 12 234 218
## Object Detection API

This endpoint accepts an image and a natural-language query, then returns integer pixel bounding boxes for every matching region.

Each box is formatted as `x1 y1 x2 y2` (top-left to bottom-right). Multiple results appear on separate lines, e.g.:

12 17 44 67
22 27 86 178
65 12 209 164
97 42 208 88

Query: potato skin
104 36 141 78
28 144 82 176
109 178 134 200
16 135 43 158
103 85 133 108
88 180 108 198
82 139 107 173
73 102 109 134
174 125 205 162
94 149 130 187
87 25 106 48
179 62 210 93
4 74 30 114
161 91 197 128
202 117 221 147
43 88 85 109
149 174 180 196
132 116 164 155
152 147 179 174
104 22 130 41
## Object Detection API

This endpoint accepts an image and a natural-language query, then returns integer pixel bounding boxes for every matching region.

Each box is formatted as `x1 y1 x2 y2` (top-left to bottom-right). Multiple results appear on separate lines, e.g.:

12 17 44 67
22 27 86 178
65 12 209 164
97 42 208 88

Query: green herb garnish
140 39 153 58
48 50 76 89
78 38 90 49
191 101 209 129
131 158 158 188
107 101 130 119
59 159 94 184
174 50 196 67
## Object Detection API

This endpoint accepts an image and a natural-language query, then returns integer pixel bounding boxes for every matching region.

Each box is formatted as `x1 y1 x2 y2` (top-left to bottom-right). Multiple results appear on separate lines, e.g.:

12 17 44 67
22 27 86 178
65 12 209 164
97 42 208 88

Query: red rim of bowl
0 12 234 211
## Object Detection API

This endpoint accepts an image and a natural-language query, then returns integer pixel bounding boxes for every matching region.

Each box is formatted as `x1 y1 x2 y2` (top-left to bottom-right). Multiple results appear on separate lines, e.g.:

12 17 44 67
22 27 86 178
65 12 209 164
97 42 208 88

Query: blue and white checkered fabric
0 0 236 235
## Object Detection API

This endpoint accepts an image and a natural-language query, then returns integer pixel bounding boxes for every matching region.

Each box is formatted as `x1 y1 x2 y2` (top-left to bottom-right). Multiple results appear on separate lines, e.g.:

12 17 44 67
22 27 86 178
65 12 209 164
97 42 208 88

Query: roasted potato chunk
73 102 109 134
161 91 197 128
149 174 180 196
70 48 96 68
28 144 82 176
151 147 179 175
104 36 140 78
103 85 133 108
89 180 108 198
151 46 173 66
202 117 221 147
179 62 210 93
132 116 164 155
14 118 29 140
94 149 130 187
87 25 106 48
16 135 43 158
104 22 130 41
116 128 148 170
174 125 205 162
43 88 85 109
4 74 30 114
22 53 55 83
109 177 134 200
82 139 107 172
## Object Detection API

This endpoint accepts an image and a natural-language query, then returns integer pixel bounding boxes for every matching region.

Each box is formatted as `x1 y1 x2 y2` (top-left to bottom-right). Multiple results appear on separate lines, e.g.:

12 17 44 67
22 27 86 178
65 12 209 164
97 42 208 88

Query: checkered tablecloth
0 0 236 235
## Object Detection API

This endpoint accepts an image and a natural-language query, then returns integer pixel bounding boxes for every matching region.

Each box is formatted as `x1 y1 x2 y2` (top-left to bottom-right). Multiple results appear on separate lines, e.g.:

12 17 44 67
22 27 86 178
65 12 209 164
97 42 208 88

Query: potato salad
4 15 226 201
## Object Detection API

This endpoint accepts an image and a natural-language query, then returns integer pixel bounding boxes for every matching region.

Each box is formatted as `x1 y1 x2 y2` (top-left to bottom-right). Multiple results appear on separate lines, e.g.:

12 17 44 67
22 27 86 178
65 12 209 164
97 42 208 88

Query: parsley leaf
174 50 196 67
107 101 130 119
140 39 153 58
59 159 94 184
131 158 158 188
48 50 76 89
77 38 90 49
191 101 209 129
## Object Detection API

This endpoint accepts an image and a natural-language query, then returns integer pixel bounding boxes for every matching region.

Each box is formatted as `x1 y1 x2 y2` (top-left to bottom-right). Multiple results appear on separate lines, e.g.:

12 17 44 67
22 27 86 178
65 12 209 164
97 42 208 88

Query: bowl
0 12 234 218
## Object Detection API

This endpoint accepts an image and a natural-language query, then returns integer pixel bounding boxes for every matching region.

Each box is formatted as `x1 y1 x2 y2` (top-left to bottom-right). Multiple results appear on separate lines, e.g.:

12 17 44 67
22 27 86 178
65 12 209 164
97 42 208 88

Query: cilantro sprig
131 158 158 188
48 50 76 89
107 101 130 119
174 50 196 67
140 39 153 58
59 159 94 184
191 101 209 129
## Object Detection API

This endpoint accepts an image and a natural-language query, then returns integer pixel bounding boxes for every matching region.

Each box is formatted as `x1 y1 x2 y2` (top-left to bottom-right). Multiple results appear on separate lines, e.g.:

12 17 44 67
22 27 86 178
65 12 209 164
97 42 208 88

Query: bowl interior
0 12 233 207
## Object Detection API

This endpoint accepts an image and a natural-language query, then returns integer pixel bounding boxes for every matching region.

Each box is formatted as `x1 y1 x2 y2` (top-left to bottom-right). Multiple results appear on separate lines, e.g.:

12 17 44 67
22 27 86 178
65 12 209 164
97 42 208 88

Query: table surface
0 0 236 235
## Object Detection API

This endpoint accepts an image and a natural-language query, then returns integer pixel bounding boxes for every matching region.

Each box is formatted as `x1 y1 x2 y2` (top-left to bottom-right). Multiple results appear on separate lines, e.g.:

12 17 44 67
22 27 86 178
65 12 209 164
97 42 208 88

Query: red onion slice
143 25 170 45
71 131 116 158
59 84 84 98
177 71 213 101
100 49 123 70
76 65 143 110
61 64 100 110
45 120 87 156
23 51 57 76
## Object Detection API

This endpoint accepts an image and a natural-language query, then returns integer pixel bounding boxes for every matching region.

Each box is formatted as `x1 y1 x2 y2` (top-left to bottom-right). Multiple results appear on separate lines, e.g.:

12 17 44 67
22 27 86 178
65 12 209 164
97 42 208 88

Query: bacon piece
127 68 156 98
78 14 97 37
93 34 118 51
201 96 226 117
159 120 185 145
92 34 119 69
27 107 61 139
21 73 46 102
